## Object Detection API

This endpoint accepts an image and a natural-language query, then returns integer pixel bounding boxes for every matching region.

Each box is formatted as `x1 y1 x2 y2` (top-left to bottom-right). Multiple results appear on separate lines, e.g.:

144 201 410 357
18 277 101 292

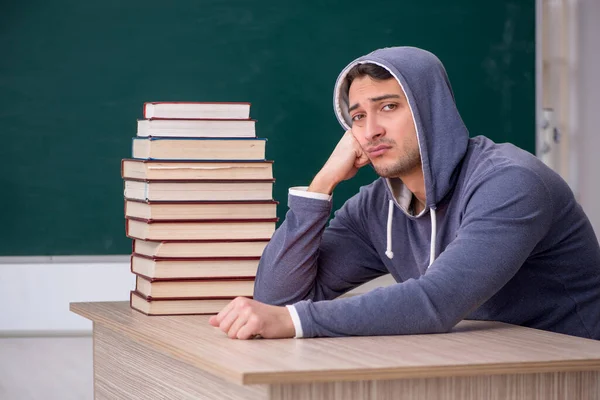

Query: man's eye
351 114 365 122
382 104 397 111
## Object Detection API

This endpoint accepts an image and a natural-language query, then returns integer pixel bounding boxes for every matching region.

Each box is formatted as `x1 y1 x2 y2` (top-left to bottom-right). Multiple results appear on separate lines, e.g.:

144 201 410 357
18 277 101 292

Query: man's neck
398 169 426 214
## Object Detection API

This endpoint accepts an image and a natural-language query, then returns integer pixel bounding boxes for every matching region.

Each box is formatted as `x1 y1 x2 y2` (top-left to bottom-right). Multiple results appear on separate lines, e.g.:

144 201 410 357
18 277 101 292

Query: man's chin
372 163 414 178
371 157 422 178
371 164 395 178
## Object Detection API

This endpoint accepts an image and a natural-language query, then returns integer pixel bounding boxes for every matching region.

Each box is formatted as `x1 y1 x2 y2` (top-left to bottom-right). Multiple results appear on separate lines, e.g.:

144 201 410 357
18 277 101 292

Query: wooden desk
70 301 600 400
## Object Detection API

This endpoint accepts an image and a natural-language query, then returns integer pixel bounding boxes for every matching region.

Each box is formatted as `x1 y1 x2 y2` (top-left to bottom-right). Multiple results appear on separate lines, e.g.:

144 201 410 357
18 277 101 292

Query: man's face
348 76 421 178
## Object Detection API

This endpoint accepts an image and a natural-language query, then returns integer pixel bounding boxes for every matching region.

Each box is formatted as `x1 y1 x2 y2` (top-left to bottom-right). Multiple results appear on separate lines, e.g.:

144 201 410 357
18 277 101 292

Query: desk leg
269 372 600 400
92 322 268 400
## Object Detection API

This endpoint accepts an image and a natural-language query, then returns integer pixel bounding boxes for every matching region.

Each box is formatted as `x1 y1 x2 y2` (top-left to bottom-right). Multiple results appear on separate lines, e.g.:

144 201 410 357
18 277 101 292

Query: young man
209 46 600 340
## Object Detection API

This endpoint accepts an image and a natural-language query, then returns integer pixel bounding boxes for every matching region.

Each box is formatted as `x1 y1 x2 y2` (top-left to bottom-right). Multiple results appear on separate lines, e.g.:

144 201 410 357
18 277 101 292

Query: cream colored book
131 254 259 280
130 291 234 315
125 200 278 220
137 119 256 138
133 240 270 258
143 102 250 120
126 218 277 241
130 138 266 160
135 276 255 299
122 159 273 180
123 179 274 201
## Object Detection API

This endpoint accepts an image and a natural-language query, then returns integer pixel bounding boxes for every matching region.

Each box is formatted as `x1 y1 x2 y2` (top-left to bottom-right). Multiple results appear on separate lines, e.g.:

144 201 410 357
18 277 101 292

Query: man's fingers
227 310 250 339
355 153 370 168
236 315 261 340
210 299 294 340
218 307 241 334
210 299 235 327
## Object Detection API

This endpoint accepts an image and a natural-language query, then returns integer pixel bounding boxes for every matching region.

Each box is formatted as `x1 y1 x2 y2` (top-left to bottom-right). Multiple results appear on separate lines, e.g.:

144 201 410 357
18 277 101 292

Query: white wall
576 0 600 237
0 258 133 334
0 257 393 335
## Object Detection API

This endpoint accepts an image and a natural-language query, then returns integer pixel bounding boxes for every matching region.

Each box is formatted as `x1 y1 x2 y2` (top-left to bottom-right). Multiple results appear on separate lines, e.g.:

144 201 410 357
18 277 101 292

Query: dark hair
345 63 393 86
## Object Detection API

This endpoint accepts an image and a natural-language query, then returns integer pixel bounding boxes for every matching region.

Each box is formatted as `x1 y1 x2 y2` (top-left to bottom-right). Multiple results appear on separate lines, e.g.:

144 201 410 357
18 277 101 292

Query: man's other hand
308 129 370 194
208 297 296 339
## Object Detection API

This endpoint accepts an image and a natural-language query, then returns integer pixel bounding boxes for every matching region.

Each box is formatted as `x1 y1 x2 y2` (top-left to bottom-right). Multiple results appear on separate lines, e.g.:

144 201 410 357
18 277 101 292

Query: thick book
137 119 256 138
143 102 251 120
125 199 278 220
130 291 235 315
123 179 275 202
126 218 277 241
135 275 255 299
131 253 260 280
122 159 273 180
131 137 266 160
133 239 270 258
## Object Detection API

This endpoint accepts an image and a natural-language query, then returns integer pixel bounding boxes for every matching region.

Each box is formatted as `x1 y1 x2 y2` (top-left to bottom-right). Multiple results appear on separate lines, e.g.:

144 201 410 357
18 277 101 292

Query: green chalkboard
0 1 535 255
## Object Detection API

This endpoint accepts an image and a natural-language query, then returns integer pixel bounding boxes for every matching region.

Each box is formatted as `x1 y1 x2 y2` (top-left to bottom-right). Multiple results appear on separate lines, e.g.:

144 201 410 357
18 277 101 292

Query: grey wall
576 0 600 238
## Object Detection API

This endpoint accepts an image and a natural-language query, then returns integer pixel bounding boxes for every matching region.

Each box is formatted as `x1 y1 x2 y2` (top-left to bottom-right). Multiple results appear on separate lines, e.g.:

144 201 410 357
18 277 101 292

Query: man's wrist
289 187 332 201
308 172 339 195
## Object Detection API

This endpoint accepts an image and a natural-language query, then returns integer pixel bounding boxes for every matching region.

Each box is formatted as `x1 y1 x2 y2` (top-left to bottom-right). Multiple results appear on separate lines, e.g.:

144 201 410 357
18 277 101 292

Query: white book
137 119 256 138
143 102 251 120
123 179 274 201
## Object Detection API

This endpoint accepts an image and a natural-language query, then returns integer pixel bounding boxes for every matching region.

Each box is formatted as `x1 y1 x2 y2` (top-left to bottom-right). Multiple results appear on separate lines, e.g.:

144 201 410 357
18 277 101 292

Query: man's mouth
368 145 392 157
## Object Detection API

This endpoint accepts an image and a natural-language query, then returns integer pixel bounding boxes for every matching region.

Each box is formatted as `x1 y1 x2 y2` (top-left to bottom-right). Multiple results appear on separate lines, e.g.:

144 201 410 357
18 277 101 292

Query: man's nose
365 116 385 141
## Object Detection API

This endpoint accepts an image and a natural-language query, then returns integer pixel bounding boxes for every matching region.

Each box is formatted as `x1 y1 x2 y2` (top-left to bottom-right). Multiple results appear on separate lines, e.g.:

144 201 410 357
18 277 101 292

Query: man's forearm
254 193 333 306
308 171 340 195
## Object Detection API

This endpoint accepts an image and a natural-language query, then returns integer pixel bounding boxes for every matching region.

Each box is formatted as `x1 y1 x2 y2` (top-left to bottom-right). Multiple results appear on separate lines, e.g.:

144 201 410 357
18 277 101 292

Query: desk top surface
71 301 600 385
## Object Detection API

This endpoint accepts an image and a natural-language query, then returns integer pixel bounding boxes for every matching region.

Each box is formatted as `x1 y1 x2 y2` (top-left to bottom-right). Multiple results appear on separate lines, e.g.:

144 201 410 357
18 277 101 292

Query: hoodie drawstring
429 208 437 267
385 200 394 259
385 200 438 268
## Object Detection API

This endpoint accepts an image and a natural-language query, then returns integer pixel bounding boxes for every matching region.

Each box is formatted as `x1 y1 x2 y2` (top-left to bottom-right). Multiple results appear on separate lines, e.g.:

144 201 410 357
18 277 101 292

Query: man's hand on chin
209 297 296 339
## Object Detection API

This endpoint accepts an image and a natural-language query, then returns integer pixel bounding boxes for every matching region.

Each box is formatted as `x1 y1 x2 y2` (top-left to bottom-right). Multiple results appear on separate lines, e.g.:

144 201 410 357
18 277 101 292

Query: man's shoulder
465 136 554 180
462 136 571 201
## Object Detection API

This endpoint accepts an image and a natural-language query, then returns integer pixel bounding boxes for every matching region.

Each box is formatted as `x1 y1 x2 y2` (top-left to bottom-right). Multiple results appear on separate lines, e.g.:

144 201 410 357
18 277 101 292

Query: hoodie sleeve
292 166 555 337
254 189 389 306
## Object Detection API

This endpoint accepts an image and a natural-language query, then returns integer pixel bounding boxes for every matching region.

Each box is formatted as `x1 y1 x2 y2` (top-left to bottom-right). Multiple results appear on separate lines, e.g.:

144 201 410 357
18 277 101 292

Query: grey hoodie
254 47 600 339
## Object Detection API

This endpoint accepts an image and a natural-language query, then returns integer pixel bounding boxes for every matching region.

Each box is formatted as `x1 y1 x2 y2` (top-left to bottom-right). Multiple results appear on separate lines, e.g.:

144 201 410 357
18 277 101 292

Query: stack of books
122 102 277 315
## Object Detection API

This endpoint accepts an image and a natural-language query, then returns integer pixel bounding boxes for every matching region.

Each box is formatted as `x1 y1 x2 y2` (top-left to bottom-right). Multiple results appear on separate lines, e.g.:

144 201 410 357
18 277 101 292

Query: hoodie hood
333 46 469 211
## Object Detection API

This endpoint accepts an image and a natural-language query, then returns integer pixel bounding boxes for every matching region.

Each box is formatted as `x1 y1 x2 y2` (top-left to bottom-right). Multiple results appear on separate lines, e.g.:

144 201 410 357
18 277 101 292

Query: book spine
143 103 150 119
129 290 148 315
